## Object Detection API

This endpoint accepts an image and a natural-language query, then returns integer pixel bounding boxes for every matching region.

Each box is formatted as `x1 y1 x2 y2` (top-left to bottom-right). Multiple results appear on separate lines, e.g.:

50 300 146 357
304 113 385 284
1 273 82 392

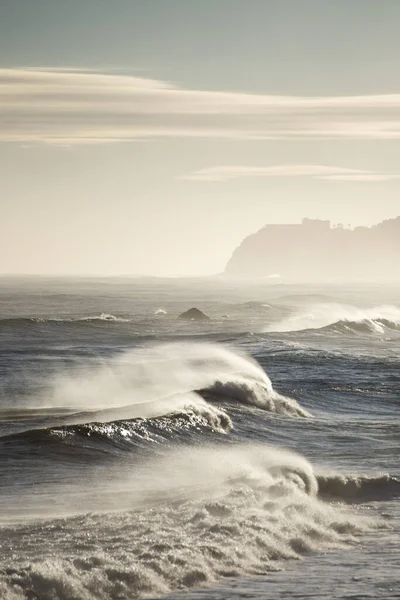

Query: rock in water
178 307 210 321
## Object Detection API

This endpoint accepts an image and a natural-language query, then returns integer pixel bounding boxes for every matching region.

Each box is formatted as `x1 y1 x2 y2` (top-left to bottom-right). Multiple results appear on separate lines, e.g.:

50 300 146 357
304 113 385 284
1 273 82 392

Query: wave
200 378 308 417
0 445 376 599
3 343 310 434
0 313 131 328
317 472 400 502
1 406 233 455
0 344 310 465
275 293 338 305
266 303 400 334
78 313 131 323
233 301 272 310
320 317 400 335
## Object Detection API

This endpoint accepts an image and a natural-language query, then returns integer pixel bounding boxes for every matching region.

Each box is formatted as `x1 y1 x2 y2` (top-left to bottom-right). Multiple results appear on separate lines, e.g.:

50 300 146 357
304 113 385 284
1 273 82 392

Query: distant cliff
225 217 400 281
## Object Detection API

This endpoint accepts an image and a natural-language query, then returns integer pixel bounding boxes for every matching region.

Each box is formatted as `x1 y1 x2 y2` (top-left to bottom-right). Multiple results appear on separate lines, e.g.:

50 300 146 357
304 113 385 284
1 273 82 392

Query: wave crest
200 378 310 418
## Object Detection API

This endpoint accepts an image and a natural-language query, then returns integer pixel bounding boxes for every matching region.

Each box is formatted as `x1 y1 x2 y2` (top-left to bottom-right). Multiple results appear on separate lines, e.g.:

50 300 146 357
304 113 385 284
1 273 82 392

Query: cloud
321 173 399 182
1 68 400 145
181 165 399 182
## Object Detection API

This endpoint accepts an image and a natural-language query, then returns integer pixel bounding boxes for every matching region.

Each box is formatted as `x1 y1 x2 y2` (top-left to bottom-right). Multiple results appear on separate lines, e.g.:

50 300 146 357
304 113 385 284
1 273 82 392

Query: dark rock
178 307 210 321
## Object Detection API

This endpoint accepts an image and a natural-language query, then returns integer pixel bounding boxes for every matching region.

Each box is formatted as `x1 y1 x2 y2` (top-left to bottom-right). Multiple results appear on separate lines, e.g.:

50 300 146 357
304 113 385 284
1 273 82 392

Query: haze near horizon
1 0 400 276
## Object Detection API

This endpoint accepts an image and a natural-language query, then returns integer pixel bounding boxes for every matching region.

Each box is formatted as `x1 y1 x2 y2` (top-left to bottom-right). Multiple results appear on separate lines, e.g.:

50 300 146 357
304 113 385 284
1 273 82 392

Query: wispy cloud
181 165 399 182
321 173 399 182
1 68 400 145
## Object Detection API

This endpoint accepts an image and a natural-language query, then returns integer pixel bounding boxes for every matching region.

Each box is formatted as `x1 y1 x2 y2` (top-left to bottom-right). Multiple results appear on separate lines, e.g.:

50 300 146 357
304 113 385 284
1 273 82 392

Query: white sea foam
0 445 375 599
79 313 131 322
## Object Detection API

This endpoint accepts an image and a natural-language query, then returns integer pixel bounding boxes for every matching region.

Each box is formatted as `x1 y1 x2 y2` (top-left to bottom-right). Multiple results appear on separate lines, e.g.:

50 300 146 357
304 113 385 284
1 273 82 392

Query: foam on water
0 445 376 599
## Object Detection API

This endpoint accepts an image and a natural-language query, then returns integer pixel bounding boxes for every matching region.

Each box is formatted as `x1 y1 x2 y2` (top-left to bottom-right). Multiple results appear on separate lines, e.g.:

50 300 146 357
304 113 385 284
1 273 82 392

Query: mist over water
0 278 399 599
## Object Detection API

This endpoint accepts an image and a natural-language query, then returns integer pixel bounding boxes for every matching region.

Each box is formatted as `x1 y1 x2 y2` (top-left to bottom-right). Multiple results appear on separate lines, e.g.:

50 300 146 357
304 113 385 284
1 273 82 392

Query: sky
1 0 400 276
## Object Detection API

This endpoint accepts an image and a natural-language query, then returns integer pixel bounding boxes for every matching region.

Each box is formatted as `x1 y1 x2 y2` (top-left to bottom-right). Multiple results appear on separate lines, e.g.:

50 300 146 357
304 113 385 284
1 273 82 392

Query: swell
317 473 400 502
0 314 131 329
0 409 233 459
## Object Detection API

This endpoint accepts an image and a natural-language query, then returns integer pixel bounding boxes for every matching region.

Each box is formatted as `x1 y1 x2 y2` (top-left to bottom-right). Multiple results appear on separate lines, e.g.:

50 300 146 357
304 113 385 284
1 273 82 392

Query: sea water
0 277 399 599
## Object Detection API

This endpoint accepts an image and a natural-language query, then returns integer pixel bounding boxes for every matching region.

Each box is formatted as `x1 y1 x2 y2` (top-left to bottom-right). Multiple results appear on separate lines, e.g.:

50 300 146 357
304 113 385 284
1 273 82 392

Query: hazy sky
1 0 400 275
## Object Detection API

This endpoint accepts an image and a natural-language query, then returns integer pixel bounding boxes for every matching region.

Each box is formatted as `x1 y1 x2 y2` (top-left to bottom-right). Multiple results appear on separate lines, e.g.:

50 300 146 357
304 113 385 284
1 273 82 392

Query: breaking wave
320 318 400 335
13 342 310 424
0 343 310 472
266 303 400 335
0 445 376 599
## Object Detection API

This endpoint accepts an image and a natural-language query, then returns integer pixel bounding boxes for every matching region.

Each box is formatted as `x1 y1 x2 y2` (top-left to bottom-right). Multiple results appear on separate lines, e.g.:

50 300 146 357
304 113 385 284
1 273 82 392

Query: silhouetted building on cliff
225 217 400 282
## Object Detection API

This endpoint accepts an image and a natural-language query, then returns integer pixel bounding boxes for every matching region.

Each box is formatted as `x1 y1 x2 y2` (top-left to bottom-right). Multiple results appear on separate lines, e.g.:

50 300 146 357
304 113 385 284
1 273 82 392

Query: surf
0 444 378 599
265 303 400 334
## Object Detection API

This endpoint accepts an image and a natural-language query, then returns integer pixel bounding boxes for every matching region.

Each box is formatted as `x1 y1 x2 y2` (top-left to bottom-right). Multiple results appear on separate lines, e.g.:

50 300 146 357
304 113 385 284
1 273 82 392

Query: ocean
0 277 399 600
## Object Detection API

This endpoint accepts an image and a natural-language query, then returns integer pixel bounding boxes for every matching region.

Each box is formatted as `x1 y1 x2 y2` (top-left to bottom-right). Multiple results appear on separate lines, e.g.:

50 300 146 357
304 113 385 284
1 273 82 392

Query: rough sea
0 277 399 600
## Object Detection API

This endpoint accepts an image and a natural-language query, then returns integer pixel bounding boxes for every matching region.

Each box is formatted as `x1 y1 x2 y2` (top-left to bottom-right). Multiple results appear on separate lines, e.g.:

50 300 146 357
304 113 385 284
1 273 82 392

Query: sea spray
27 342 310 420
